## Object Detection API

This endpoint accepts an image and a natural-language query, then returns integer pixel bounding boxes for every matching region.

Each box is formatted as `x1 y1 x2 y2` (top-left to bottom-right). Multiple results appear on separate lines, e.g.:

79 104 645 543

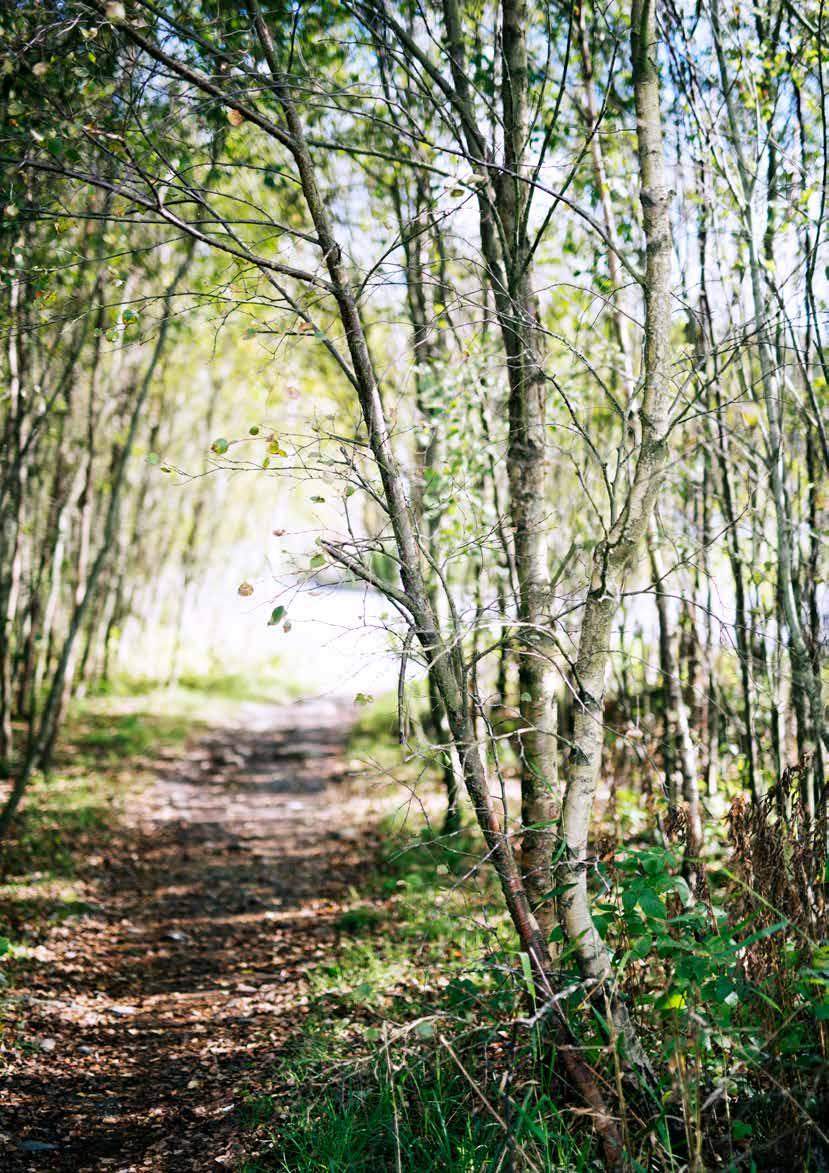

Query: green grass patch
0 675 267 929
93 660 302 707
243 698 829 1171
246 1057 595 1172
241 705 598 1171
3 699 202 884
55 708 195 769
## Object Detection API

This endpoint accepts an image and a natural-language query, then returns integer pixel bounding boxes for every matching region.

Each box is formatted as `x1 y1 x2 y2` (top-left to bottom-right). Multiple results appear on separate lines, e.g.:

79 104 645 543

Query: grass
238 702 603 1172
254 1064 596 1173
95 666 305 706
241 698 829 1173
0 674 282 939
2 697 200 885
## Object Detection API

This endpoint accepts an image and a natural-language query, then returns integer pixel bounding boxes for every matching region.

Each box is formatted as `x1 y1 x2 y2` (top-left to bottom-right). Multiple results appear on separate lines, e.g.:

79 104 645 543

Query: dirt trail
1 698 375 1171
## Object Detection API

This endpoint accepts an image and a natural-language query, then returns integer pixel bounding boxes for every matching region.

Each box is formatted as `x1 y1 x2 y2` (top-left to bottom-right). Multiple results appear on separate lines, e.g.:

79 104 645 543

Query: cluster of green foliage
237 707 828 1171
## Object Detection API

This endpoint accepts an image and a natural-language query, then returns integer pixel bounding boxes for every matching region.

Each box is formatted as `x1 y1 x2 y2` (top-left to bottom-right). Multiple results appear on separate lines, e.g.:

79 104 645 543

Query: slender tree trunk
0 259 25 768
559 0 674 1082
0 245 194 838
392 171 461 834
648 525 703 886
711 0 826 819
699 450 719 798
693 152 760 804
246 11 623 1157
491 0 560 935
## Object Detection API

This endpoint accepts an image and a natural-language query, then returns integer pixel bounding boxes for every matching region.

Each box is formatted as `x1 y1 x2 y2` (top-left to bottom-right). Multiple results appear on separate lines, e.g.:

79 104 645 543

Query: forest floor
0 692 392 1171
2 688 820 1172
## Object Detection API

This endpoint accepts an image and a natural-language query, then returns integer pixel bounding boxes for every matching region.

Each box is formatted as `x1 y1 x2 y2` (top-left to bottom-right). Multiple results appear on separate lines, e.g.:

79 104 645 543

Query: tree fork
247 3 623 1158
559 0 675 1089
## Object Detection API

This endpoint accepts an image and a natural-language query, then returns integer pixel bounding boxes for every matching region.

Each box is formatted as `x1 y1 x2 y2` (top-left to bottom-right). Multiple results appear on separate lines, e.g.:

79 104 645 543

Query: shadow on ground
1 697 378 1171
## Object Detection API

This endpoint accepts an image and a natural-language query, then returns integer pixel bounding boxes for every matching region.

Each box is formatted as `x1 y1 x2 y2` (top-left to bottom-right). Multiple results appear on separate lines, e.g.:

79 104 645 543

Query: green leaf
638 888 664 920
211 437 229 455
621 883 641 912
713 976 737 1002
249 425 260 436
354 692 374 706
310 553 325 569
268 605 286 626
414 1021 435 1039
519 951 536 1002
145 452 160 465
721 921 788 956
310 495 325 503
658 990 686 1011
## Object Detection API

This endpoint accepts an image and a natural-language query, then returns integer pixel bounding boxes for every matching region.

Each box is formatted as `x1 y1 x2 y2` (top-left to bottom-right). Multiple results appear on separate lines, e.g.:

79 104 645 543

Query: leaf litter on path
0 698 380 1171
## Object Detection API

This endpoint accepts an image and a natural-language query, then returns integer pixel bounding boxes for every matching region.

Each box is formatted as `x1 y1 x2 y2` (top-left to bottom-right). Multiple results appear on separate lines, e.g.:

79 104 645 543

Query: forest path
2 698 377 1171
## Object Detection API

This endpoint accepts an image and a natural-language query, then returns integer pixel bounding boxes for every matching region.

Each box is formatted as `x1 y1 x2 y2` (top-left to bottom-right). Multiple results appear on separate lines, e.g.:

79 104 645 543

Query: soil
0 698 376 1171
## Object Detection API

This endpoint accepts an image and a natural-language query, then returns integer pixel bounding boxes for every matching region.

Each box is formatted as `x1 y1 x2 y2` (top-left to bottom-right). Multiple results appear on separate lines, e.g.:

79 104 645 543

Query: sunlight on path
1 698 386 1171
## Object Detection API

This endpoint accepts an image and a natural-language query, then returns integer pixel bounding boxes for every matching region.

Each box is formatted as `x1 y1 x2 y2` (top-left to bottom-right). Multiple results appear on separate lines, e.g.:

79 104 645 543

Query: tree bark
559 0 674 1081
648 524 703 886
245 7 623 1157
711 0 826 820
0 245 194 838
